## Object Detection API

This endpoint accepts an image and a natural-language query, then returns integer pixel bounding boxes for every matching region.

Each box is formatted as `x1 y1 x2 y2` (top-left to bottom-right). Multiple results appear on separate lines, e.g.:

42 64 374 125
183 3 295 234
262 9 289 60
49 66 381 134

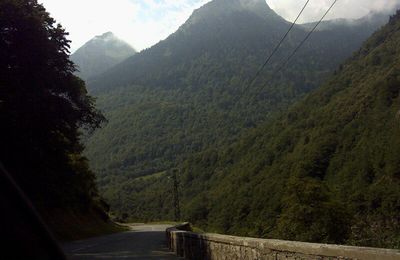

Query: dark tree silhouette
0 0 105 210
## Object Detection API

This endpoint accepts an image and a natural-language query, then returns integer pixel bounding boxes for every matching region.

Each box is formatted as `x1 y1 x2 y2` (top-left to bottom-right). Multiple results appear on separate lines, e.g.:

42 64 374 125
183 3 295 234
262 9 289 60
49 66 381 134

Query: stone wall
166 223 400 260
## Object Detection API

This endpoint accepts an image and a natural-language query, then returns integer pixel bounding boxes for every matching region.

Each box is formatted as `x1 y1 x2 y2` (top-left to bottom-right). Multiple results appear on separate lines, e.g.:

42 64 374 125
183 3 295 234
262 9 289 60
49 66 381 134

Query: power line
250 0 339 103
274 0 339 74
234 0 338 114
246 0 310 89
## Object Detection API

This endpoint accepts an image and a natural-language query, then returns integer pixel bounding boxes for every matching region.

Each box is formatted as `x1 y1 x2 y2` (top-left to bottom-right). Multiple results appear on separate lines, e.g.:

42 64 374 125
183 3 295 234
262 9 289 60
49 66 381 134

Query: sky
38 0 400 53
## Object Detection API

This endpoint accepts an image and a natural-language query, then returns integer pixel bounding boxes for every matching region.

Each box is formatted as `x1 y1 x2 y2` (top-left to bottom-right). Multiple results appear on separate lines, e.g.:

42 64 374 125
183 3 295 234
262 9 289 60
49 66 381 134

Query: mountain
181 10 400 247
87 0 289 92
71 32 136 80
125 9 400 248
84 0 393 229
301 11 390 31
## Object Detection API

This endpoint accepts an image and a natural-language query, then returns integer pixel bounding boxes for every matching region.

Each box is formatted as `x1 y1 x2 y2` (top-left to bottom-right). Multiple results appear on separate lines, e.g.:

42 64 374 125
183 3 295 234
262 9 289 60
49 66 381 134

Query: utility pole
171 168 181 222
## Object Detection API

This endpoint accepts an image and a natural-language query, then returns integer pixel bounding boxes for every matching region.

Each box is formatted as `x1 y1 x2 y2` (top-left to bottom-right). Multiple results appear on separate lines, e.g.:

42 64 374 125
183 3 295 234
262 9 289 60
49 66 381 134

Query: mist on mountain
71 32 136 81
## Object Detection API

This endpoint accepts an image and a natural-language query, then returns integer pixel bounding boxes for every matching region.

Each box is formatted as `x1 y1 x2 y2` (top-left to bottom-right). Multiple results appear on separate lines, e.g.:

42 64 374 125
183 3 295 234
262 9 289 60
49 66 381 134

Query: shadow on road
63 228 181 260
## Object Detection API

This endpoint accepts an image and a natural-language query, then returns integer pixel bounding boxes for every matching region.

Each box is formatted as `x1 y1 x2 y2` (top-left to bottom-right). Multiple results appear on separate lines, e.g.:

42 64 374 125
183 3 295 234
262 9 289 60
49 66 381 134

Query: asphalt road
63 224 182 260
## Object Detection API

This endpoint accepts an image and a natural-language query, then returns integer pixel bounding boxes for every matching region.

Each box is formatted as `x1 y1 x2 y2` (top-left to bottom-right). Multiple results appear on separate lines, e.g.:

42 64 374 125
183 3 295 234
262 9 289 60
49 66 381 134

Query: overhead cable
246 0 311 89
275 0 339 74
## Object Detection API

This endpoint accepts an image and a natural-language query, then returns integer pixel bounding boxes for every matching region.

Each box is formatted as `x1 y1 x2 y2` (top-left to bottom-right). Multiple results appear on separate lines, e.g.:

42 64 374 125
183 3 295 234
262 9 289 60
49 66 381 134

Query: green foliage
175 11 400 247
69 0 400 248
274 176 351 244
0 0 105 221
83 1 388 230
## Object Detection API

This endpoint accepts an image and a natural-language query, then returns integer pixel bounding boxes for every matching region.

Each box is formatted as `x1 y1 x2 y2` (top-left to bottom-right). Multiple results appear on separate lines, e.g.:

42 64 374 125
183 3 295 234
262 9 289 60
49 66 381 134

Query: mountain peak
93 31 120 43
237 0 272 11
208 0 274 15
98 31 114 38
183 0 282 29
102 31 114 36
71 32 136 80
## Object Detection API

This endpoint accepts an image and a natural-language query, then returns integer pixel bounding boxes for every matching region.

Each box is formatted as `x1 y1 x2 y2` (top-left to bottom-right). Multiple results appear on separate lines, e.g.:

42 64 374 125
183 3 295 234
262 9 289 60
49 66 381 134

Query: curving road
63 224 182 260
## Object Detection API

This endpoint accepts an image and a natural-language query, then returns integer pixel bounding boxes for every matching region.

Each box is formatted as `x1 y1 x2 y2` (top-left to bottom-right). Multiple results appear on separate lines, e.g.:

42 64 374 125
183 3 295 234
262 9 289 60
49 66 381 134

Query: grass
143 221 180 225
140 221 205 234
42 208 129 242
191 225 205 233
134 171 167 181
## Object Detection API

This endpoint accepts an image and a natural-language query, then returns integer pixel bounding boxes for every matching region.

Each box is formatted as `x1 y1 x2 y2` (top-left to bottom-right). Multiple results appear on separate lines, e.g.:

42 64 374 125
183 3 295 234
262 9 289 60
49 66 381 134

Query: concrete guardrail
166 223 400 260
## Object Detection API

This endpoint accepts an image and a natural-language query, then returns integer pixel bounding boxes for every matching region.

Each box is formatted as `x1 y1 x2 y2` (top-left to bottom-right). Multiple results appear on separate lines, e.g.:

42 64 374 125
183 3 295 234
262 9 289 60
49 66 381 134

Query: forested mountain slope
301 11 390 32
84 0 393 227
71 32 136 80
175 10 400 248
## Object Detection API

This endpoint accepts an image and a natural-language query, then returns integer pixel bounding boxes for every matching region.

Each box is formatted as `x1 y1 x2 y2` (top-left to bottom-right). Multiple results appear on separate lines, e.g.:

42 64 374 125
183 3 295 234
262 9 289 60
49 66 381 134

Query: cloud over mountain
268 0 400 23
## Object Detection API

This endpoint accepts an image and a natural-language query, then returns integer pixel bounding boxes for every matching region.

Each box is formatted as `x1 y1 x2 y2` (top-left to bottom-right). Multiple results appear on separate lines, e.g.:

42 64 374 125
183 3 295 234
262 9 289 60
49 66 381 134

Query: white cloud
39 0 210 52
267 0 400 23
39 0 141 51
39 0 399 53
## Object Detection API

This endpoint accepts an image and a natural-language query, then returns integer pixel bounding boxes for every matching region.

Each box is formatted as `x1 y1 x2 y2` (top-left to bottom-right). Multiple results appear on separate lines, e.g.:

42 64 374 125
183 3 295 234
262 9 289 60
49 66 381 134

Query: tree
0 0 105 209
274 176 351 244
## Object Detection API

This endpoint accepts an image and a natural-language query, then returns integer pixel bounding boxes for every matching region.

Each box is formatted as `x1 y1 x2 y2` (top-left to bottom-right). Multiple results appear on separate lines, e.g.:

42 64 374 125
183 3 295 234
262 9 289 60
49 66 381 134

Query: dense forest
0 0 117 239
84 0 391 227
3 0 399 250
118 10 400 248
